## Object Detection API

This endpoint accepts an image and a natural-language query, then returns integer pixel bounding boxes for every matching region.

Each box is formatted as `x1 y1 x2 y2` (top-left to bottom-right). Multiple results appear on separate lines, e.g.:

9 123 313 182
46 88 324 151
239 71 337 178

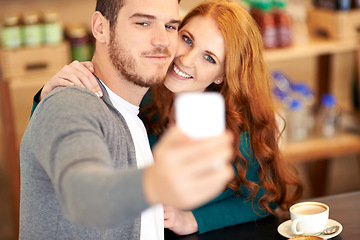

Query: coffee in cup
290 202 329 236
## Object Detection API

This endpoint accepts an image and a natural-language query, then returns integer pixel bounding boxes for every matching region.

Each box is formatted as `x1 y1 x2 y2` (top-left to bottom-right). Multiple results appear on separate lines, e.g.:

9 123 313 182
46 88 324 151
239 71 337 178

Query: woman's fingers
80 61 94 72
70 61 102 97
54 62 101 97
59 67 85 88
40 61 101 100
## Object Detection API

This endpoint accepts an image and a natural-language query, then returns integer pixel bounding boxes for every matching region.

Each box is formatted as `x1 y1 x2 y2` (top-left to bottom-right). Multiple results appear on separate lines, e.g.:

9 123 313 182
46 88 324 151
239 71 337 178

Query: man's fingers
150 126 235 210
184 164 234 208
171 135 233 174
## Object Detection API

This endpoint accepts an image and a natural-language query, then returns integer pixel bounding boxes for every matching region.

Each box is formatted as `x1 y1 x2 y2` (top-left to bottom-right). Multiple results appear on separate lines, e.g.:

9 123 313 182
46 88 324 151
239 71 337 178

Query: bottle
272 71 292 93
1 14 22 49
249 0 277 49
66 24 92 61
316 94 337 138
23 12 43 47
317 0 351 10
352 0 360 8
43 11 63 45
312 0 319 7
286 0 309 45
286 98 308 142
272 0 292 48
290 82 316 136
338 0 351 10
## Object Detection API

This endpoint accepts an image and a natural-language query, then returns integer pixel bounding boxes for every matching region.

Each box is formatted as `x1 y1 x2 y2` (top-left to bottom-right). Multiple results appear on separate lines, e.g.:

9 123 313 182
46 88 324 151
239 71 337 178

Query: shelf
264 37 359 62
282 133 360 162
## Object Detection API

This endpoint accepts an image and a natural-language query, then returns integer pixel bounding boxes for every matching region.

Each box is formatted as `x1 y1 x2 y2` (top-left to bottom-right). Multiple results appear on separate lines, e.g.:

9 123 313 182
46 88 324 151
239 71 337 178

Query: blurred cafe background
0 0 360 239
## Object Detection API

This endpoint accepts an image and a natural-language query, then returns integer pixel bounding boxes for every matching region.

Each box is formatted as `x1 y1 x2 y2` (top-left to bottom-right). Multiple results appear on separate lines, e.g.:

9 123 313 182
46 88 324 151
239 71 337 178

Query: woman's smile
172 63 193 79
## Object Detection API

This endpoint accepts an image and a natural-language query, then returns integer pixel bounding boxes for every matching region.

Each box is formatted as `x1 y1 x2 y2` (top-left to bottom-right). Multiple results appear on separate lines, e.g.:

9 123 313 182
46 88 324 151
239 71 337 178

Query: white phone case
175 92 225 139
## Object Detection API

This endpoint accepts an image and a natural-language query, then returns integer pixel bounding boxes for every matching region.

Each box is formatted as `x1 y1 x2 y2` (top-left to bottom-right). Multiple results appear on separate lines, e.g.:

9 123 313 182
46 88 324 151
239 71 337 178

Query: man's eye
205 55 215 64
136 22 149 26
182 35 192 46
166 25 177 31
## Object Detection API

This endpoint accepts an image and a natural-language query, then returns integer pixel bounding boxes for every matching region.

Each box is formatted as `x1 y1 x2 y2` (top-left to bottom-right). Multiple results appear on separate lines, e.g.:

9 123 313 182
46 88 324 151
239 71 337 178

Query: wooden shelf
265 36 360 166
264 37 359 62
282 133 360 163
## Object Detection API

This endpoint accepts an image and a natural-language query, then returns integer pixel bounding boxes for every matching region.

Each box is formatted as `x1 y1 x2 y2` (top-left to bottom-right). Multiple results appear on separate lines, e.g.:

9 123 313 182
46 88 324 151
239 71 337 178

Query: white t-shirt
102 82 164 240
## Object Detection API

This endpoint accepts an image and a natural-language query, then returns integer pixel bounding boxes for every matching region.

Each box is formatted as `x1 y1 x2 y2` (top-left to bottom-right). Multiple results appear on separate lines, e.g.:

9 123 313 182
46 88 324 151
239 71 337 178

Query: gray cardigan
19 80 149 239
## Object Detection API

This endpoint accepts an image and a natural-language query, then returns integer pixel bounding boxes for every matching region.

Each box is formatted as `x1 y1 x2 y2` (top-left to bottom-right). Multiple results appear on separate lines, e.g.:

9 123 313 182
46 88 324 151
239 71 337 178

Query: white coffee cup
290 202 329 236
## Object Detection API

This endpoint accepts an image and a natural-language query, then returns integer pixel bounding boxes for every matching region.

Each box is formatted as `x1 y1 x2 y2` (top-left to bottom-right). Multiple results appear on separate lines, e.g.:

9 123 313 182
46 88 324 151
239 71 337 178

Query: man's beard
108 32 170 88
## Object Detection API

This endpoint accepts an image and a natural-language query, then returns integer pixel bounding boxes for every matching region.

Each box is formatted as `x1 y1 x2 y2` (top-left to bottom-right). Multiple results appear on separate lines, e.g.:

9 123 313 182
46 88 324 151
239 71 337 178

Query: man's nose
151 27 170 48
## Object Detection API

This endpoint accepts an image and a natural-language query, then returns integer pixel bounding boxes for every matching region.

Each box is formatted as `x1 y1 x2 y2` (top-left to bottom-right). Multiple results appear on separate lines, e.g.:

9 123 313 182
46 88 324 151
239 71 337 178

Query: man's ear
92 11 109 44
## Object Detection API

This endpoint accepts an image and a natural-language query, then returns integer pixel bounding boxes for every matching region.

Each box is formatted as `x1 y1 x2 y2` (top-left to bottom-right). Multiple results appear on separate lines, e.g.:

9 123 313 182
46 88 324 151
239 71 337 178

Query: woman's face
164 16 226 93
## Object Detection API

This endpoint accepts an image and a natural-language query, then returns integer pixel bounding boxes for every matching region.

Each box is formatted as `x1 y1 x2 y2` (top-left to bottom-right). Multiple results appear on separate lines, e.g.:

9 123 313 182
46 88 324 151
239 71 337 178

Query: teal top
30 87 43 117
31 88 276 234
191 132 276 233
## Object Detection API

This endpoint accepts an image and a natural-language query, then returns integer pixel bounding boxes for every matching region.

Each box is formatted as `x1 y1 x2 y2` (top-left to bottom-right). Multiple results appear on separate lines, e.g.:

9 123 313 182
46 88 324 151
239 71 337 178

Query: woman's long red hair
141 0 303 213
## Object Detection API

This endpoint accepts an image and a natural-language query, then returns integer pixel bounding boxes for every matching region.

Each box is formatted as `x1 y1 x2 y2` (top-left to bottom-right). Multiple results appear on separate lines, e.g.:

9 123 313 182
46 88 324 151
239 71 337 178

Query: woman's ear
92 11 109 44
214 76 225 85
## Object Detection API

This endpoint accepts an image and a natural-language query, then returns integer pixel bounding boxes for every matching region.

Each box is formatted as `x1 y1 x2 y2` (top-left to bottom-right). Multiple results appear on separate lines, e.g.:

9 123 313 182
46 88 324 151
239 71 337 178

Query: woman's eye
182 35 192 46
205 55 216 64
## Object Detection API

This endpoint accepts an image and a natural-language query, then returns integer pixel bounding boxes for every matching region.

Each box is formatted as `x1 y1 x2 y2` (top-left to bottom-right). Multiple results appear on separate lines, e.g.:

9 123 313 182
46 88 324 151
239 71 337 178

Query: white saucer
277 219 342 239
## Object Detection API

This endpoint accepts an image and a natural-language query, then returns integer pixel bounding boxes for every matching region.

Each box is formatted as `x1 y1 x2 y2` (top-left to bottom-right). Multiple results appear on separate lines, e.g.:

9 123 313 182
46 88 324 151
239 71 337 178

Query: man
19 0 234 239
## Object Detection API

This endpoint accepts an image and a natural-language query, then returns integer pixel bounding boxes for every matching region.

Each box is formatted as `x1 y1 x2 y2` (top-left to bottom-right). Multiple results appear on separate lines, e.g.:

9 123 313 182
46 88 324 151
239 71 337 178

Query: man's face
108 0 180 88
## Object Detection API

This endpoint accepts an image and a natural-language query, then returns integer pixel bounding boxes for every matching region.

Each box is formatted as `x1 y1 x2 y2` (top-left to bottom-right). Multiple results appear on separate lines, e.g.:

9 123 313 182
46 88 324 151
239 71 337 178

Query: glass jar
273 0 292 48
316 94 338 138
286 98 308 142
23 12 43 46
353 0 360 8
249 0 277 49
1 14 22 49
66 25 92 61
43 11 63 45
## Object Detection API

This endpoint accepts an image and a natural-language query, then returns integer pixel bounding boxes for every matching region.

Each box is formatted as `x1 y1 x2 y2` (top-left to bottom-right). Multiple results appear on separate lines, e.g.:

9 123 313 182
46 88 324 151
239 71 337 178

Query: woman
31 0 303 235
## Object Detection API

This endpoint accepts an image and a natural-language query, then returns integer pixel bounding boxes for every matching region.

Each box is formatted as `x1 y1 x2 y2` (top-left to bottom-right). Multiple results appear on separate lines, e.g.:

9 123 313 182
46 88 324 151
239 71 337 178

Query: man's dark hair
96 0 181 30
95 0 123 30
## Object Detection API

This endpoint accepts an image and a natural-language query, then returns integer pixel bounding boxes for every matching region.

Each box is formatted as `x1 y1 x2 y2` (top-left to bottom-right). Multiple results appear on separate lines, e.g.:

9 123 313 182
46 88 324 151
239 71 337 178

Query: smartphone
175 92 225 139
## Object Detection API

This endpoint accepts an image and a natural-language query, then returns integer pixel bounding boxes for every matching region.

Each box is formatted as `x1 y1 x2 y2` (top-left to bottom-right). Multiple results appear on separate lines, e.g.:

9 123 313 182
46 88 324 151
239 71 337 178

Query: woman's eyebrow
183 30 195 41
205 50 220 63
